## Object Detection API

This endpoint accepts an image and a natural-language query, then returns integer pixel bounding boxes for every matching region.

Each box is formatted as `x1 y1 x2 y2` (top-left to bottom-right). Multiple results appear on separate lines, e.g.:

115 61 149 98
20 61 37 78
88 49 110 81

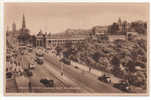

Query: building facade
35 30 89 48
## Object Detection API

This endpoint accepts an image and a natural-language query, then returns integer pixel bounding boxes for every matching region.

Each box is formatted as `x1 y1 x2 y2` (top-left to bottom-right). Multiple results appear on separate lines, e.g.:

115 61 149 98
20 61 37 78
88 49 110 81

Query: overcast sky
5 3 149 34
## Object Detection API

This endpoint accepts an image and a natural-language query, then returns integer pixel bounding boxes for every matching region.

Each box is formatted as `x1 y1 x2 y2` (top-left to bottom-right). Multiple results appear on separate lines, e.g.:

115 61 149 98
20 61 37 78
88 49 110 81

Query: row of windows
36 39 85 47
48 39 84 43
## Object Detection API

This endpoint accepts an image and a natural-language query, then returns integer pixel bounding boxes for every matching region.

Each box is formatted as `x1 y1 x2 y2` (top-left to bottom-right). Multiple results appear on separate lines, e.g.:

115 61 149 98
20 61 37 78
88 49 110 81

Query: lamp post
61 60 64 76
60 56 64 76
27 63 33 92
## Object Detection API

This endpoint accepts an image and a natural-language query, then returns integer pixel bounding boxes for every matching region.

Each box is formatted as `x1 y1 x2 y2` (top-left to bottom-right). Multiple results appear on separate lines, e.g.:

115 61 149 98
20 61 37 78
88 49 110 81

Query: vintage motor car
40 78 54 87
113 80 131 92
35 57 43 64
6 72 13 79
98 74 112 83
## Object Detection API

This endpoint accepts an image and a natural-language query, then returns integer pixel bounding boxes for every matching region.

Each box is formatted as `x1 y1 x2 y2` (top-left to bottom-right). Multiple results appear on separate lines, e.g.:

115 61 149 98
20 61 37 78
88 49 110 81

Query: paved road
44 54 122 93
11 50 122 93
23 53 85 93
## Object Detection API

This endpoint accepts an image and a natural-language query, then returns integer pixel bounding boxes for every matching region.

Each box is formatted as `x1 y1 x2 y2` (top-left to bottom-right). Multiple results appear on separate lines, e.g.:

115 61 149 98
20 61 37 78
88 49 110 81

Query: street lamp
26 63 33 92
59 57 64 76
61 60 64 76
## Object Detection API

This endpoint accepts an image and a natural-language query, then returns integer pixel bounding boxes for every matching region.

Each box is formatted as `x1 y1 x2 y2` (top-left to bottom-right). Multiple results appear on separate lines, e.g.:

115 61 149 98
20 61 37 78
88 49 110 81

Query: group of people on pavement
6 49 27 79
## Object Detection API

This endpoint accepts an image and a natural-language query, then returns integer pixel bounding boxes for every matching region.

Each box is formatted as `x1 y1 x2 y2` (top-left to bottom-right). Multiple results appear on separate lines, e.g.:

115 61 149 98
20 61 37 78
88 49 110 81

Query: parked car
35 49 44 64
113 80 131 92
6 72 12 79
35 57 43 64
6 54 11 62
98 74 111 83
40 78 54 87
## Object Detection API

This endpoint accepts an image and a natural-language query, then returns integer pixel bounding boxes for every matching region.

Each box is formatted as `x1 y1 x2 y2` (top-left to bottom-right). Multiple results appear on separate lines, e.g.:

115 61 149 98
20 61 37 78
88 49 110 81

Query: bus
35 48 44 64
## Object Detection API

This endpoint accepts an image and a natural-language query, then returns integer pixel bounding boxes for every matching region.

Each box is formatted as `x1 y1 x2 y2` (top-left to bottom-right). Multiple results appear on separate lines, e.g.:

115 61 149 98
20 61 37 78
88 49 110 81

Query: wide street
15 49 122 93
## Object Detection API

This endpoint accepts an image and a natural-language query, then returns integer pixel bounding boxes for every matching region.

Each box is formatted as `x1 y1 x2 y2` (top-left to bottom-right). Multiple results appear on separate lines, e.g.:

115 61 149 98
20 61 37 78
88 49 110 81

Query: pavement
70 61 121 83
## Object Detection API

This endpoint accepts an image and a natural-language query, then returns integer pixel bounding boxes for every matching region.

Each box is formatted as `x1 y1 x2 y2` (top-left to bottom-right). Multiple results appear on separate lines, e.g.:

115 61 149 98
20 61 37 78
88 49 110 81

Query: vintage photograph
4 3 149 95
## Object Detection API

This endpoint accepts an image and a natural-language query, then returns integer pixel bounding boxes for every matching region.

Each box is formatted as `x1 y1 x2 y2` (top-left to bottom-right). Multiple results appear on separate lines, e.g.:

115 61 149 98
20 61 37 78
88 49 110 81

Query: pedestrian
28 81 32 92
28 63 30 69
89 67 92 72
61 63 64 76
61 72 63 76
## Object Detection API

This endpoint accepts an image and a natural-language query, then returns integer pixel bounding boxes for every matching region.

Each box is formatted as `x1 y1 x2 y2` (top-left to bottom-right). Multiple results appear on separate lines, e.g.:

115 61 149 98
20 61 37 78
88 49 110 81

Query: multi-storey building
35 30 89 48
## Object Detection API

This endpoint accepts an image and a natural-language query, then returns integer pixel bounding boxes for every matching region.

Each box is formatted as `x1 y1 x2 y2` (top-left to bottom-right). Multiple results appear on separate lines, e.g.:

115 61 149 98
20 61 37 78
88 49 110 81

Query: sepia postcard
4 2 149 96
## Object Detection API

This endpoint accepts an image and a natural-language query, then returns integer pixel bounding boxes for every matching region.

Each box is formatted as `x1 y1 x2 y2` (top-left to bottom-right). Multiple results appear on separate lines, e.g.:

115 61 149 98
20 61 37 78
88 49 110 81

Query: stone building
36 30 46 48
92 25 108 35
117 17 129 34
35 30 89 48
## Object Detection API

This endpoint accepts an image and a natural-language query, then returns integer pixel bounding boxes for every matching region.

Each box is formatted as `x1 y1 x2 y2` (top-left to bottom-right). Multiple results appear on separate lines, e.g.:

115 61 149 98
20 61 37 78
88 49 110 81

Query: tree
92 52 101 62
111 55 120 67
126 60 136 72
18 29 31 43
130 21 147 34
98 57 110 70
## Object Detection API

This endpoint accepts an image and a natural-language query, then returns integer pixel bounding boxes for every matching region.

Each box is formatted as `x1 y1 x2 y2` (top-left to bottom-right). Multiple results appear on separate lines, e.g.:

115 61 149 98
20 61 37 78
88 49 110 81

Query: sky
5 3 149 35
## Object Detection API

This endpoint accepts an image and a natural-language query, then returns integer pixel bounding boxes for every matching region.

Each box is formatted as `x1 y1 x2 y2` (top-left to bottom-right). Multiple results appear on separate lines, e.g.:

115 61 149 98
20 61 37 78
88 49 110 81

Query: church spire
118 17 122 26
22 14 26 29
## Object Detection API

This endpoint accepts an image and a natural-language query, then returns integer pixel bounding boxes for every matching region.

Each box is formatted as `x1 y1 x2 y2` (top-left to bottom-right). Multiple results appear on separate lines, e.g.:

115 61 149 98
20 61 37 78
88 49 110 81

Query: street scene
5 3 148 95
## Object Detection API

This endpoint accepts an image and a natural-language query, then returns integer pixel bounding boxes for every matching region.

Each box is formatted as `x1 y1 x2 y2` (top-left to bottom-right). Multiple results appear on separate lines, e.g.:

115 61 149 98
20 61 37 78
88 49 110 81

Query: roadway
22 52 85 93
43 53 122 93
10 49 122 93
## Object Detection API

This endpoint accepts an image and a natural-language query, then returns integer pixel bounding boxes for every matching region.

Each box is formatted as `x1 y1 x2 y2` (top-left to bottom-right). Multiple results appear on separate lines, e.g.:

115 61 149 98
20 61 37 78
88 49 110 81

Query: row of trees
17 29 38 47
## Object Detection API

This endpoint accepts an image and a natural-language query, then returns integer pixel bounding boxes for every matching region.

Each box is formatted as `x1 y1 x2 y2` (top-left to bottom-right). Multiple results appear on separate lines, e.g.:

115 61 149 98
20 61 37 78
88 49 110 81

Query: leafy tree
111 55 120 67
130 21 147 34
18 29 31 43
92 52 101 62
